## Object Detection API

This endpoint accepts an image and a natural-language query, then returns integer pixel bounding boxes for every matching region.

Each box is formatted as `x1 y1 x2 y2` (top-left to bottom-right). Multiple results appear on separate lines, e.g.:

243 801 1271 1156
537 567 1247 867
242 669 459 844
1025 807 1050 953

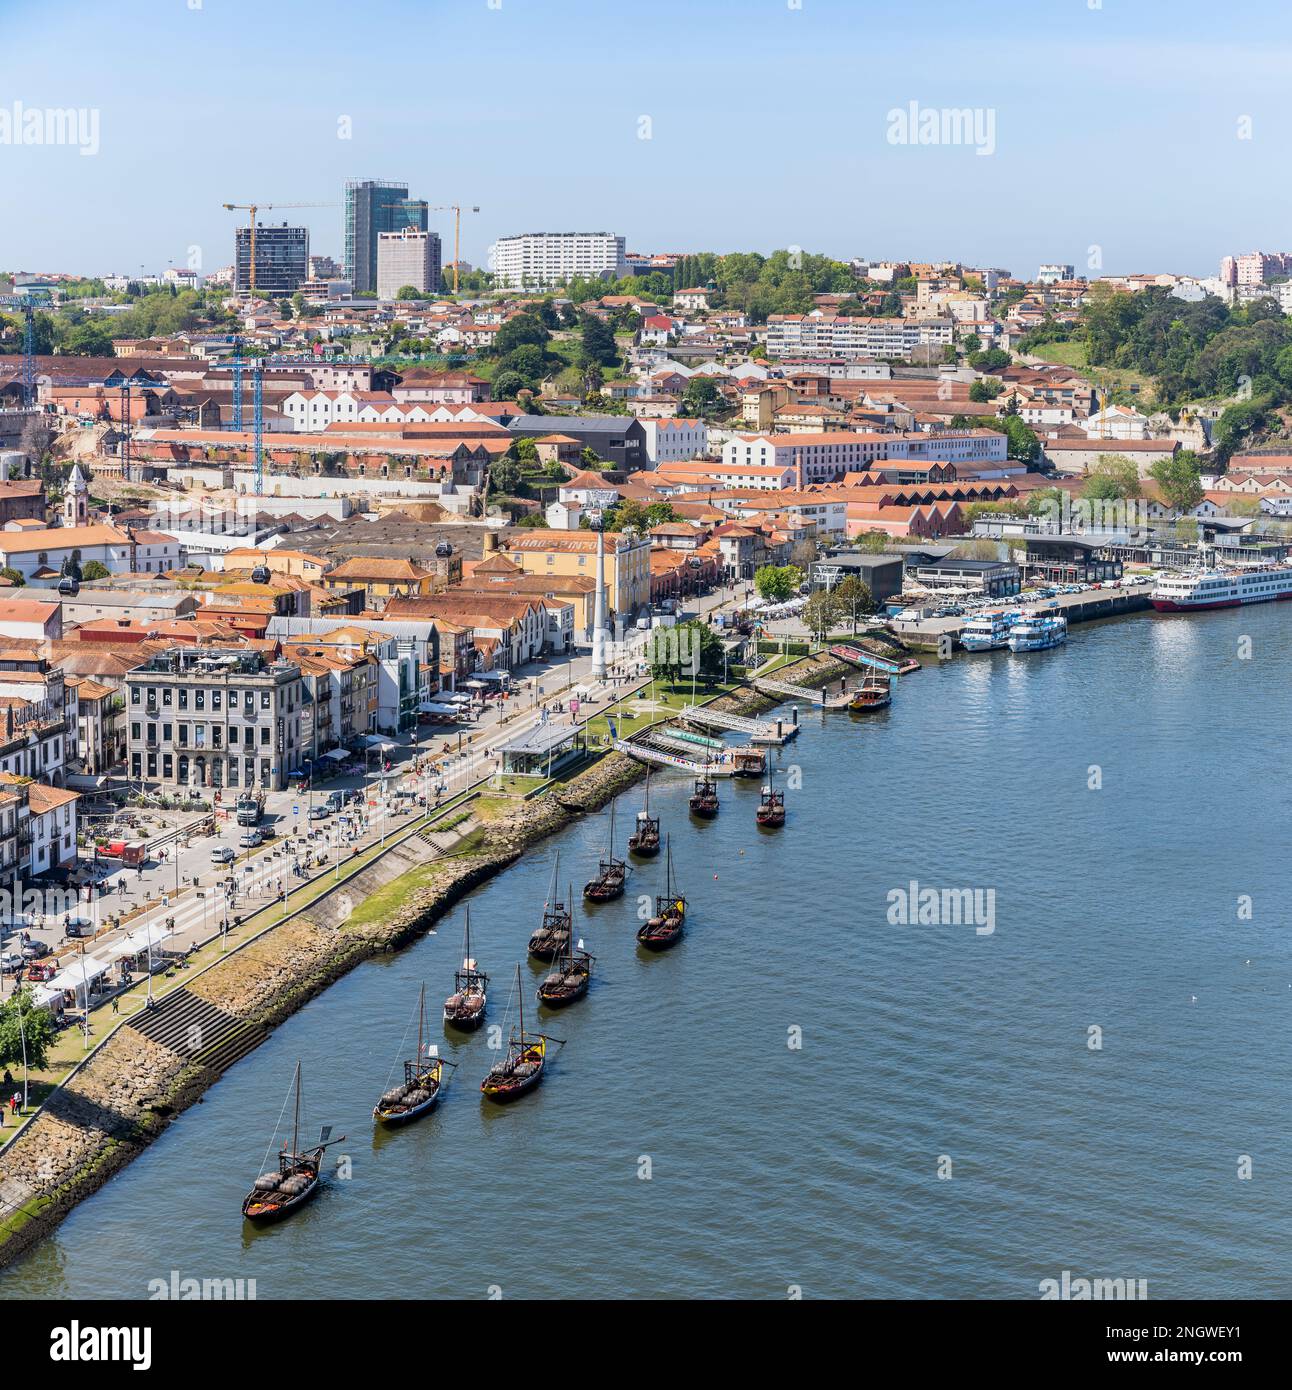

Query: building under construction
234 223 309 296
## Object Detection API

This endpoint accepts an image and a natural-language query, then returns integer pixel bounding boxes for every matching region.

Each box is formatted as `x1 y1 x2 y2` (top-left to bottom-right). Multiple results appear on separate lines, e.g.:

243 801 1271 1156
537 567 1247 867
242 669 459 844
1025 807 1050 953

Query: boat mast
417 982 425 1065
292 1061 301 1158
516 962 524 1046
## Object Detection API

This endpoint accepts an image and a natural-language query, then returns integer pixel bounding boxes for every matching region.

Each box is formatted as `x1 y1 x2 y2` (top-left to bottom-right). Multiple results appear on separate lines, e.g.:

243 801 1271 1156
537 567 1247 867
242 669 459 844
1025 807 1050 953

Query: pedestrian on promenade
112 996 119 1014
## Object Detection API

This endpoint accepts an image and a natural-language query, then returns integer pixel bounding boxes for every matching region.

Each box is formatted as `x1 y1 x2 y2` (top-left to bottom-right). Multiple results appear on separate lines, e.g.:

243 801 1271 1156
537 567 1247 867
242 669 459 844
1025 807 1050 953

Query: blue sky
3 0 1292 279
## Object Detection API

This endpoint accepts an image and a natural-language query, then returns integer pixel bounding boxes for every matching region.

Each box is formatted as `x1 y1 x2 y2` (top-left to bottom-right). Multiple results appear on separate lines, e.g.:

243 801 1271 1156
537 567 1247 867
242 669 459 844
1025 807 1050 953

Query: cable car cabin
251 565 272 584
435 542 453 558
58 577 80 596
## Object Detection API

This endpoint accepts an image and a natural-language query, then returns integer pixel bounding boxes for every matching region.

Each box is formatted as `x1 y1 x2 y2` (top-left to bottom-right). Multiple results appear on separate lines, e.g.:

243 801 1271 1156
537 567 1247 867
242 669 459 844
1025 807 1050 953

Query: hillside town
4 215 1292 894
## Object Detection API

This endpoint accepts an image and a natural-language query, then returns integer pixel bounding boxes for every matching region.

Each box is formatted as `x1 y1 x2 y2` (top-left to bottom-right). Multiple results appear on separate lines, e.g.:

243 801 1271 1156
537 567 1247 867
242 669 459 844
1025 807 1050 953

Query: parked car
309 805 331 821
64 916 93 938
211 845 236 866
239 829 264 850
1 952 25 973
19 937 49 960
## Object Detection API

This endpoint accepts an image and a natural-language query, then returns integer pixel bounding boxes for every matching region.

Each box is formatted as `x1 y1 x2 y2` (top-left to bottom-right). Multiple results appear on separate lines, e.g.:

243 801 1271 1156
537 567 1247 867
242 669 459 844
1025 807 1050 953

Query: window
178 688 188 709
260 691 270 710
131 687 140 705
163 687 172 706
195 689 205 710
260 726 270 746
212 690 222 710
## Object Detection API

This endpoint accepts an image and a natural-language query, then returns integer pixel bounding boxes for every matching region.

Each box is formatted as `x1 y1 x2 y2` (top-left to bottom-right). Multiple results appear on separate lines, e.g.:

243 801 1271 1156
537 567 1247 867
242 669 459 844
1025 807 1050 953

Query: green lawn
1027 340 1155 404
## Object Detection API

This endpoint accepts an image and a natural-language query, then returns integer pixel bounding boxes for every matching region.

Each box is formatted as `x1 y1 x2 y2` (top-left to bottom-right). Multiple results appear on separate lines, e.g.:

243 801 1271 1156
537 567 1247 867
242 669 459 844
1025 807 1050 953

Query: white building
489 232 626 289
721 429 1008 484
377 228 442 300
765 314 953 360
1036 264 1075 285
1082 404 1151 441
639 417 709 464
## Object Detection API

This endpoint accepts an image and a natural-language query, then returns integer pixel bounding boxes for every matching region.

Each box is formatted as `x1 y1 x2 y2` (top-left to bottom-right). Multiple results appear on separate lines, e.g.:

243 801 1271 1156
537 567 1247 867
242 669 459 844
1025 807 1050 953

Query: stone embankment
0 657 839 1267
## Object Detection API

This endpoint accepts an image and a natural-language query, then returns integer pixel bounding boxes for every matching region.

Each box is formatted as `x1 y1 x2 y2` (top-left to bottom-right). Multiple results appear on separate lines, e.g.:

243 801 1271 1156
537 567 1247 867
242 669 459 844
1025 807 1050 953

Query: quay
894 580 1155 651
612 737 762 777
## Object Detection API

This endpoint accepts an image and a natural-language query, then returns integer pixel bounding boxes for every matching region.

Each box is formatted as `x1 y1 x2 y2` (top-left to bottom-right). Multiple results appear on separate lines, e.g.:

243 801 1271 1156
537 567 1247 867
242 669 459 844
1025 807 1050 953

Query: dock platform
753 676 854 710
679 704 798 743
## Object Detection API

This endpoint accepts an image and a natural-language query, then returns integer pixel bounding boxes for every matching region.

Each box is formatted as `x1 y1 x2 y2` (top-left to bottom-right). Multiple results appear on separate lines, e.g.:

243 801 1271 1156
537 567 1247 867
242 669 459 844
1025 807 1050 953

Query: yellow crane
222 202 336 292
425 204 480 293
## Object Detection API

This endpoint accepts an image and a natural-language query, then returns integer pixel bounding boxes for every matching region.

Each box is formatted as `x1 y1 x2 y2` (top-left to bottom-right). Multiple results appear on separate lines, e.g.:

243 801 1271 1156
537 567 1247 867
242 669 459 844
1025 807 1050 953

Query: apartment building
234 223 309 296
721 429 1008 484
639 417 708 464
0 776 78 881
125 647 304 792
502 530 652 628
69 676 125 775
376 227 442 299
0 669 72 785
489 232 627 288
765 315 953 360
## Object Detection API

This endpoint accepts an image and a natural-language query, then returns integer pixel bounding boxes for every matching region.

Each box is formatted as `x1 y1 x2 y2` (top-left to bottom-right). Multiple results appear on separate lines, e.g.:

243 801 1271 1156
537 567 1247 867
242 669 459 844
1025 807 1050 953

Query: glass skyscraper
344 180 428 294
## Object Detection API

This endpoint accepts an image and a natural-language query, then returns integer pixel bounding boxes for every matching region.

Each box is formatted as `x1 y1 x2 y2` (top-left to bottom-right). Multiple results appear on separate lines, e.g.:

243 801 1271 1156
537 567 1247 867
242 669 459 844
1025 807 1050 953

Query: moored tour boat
482 964 563 1102
1006 611 1067 652
374 984 456 1126
528 855 572 962
636 839 686 951
689 769 720 818
536 929 594 1008
848 667 891 712
583 801 627 901
756 772 786 828
627 770 661 857
443 906 488 1030
242 1063 344 1224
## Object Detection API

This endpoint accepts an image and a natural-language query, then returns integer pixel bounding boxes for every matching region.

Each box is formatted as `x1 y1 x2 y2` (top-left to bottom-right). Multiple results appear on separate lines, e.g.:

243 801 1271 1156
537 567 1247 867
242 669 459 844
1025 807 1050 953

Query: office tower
344 179 428 294
377 228 443 298
233 223 309 295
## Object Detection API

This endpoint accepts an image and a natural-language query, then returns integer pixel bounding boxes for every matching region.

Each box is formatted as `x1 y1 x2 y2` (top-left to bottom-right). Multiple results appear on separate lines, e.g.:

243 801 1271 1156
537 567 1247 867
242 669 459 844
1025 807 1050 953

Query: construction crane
221 202 336 293
0 291 51 407
379 202 479 294
425 205 480 293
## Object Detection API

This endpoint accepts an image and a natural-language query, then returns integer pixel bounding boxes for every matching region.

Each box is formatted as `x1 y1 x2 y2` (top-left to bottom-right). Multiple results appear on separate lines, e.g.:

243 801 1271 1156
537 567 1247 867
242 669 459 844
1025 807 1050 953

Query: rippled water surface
4 607 1290 1299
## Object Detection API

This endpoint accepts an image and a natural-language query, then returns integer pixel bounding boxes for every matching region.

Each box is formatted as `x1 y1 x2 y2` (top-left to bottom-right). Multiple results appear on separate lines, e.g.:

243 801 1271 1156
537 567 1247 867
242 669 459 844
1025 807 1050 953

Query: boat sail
374 984 456 1126
583 801 627 901
444 906 488 1030
242 1062 345 1223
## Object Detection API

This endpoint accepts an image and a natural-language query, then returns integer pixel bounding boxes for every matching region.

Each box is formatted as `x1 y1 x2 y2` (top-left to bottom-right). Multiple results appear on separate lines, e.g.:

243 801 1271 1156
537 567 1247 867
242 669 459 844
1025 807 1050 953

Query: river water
4 605 1291 1300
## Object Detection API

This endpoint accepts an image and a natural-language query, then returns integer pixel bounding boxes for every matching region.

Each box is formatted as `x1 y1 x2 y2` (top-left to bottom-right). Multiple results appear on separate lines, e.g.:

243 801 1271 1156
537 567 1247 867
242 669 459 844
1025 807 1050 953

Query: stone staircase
127 987 268 1076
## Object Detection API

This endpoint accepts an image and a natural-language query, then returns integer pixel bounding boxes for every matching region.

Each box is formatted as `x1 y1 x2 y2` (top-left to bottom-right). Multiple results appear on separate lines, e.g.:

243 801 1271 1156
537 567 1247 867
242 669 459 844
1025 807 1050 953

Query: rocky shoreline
0 656 845 1270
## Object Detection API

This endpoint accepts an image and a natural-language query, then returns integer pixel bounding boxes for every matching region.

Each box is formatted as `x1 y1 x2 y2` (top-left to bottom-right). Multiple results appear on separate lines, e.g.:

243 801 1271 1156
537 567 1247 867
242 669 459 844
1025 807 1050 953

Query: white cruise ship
1150 565 1292 611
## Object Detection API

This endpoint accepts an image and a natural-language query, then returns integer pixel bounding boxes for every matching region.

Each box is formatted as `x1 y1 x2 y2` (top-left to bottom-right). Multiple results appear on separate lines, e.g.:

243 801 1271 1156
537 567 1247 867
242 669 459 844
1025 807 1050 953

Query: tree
754 564 802 602
512 436 540 467
579 314 619 369
969 377 1003 402
493 313 549 357
491 369 524 401
649 619 723 682
996 415 1040 462
1083 454 1142 500
1148 450 1204 512
489 454 523 496
0 567 25 587
831 575 876 632
802 588 841 639
682 376 723 414
499 343 547 386
579 447 603 469
0 987 56 1071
